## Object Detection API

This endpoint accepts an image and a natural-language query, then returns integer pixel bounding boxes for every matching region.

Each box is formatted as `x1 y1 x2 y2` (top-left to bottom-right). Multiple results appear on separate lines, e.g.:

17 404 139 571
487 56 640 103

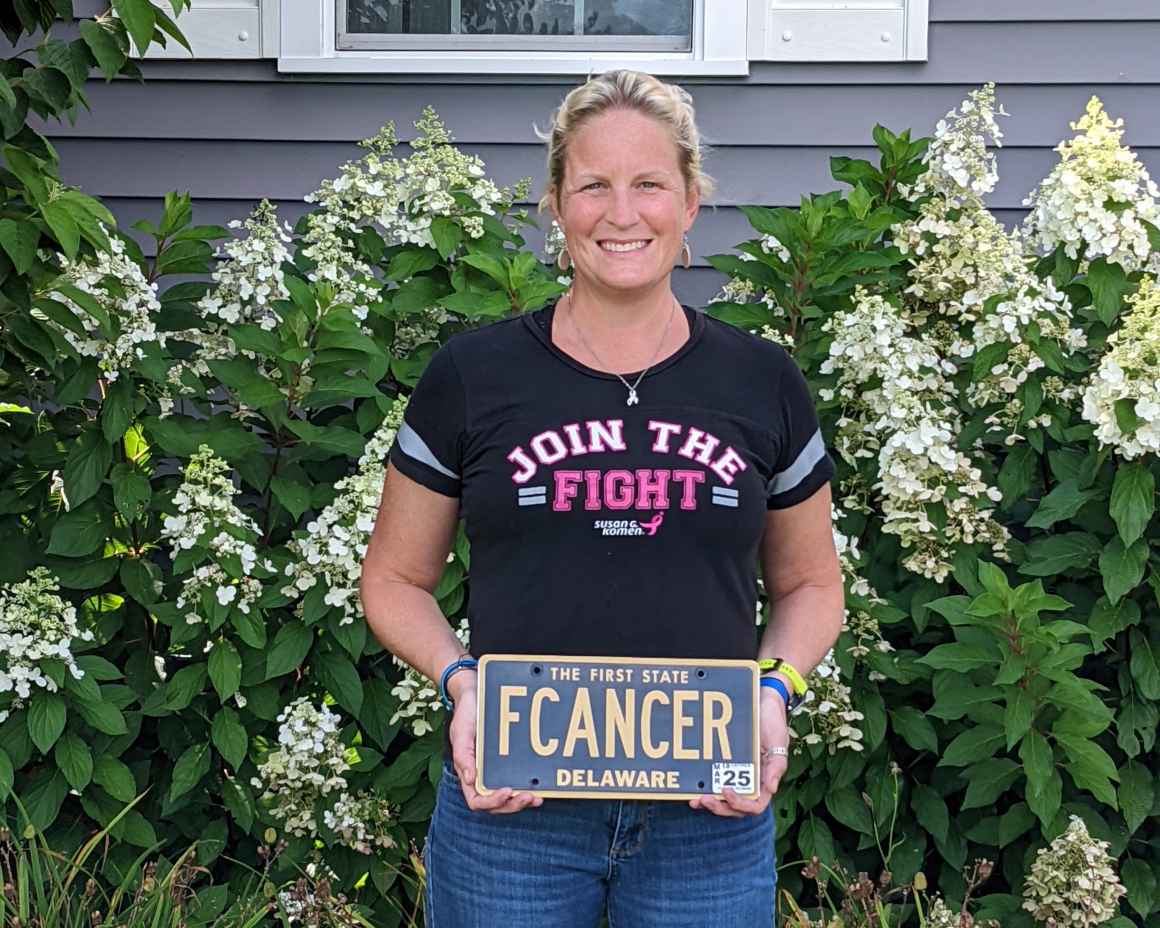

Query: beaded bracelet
438 656 478 711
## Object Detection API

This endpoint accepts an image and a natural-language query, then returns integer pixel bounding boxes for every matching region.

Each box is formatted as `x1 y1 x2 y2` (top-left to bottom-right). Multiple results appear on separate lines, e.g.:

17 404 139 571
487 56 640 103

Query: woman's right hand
447 670 544 814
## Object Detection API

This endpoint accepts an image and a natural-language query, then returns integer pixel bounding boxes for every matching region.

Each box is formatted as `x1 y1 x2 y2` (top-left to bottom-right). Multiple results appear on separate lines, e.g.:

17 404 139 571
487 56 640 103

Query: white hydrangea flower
0 568 93 707
1023 96 1160 271
791 649 865 755
302 107 527 322
821 288 1009 581
323 792 397 854
389 617 470 737
911 82 1007 207
252 697 351 839
199 200 293 331
159 445 267 624
41 231 164 382
1022 815 1126 928
1081 276 1160 458
282 396 407 625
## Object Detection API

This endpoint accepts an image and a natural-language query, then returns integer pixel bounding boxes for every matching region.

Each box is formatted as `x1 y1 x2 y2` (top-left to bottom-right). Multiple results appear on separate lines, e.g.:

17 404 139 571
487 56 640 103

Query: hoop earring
682 234 692 270
557 247 571 272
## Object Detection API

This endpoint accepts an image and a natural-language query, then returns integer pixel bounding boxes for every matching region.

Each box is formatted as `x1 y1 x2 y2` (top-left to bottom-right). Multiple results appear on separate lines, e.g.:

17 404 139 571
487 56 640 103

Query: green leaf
79 19 127 79
62 430 113 509
1120 858 1157 917
208 639 242 701
41 201 81 259
222 779 254 832
0 218 40 273
1118 761 1154 834
1085 258 1133 326
1026 479 1101 530
459 252 509 289
315 650 363 715
211 707 248 769
207 359 283 409
93 755 136 802
1129 630 1160 699
386 247 441 281
3 146 49 204
997 803 1037 847
285 420 366 457
54 732 92 790
270 476 311 520
962 758 1021 810
917 642 997 673
0 749 12 801
101 376 135 443
430 217 462 259
998 444 1037 506
265 621 313 679
910 783 949 843
1019 533 1102 577
1003 687 1036 750
22 770 68 832
1099 536 1148 604
940 724 1004 767
73 698 127 736
27 692 66 754
825 787 874 835
46 501 109 558
1088 595 1141 647
1056 733 1120 807
890 707 938 753
75 655 123 681
1110 461 1155 547
111 463 151 523
168 742 211 802
111 0 157 55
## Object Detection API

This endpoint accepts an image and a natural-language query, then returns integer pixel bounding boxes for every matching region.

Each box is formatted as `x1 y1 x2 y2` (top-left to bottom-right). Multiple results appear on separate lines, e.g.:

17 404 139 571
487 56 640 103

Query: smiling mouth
599 239 652 253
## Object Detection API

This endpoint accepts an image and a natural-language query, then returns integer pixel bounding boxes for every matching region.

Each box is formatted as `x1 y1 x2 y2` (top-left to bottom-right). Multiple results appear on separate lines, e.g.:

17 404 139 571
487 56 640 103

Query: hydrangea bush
1 56 1156 928
0 99 563 922
710 86 1157 927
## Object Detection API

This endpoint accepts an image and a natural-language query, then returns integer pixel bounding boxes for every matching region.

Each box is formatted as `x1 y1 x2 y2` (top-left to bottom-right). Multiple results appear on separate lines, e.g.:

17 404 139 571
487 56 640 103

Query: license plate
475 655 760 799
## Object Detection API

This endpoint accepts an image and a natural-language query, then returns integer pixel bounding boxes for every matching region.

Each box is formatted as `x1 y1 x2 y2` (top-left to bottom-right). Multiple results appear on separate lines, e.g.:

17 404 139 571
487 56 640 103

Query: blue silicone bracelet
439 656 478 711
760 676 791 705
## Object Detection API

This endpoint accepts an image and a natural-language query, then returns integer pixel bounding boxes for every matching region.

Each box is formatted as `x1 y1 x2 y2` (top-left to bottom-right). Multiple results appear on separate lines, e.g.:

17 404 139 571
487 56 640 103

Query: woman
359 69 844 927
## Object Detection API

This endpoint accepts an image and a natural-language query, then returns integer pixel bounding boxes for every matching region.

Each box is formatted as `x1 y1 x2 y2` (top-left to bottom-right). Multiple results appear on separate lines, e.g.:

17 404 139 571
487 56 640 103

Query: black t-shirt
388 301 834 665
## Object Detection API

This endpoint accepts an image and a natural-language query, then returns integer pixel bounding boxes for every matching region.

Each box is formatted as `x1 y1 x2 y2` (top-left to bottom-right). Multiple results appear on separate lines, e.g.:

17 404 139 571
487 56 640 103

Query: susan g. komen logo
592 513 664 537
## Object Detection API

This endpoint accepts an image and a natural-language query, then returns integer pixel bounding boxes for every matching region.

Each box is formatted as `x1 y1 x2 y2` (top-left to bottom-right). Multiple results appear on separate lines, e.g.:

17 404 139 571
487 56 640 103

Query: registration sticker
711 763 757 795
475 654 760 800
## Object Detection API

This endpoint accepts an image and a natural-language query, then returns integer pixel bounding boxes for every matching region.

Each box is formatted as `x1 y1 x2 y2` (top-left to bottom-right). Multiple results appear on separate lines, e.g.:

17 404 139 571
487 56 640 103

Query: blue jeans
424 761 776 927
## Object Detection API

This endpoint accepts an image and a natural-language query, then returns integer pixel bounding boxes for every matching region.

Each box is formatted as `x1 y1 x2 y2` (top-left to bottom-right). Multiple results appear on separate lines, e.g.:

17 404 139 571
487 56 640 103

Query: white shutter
139 0 267 58
747 0 928 61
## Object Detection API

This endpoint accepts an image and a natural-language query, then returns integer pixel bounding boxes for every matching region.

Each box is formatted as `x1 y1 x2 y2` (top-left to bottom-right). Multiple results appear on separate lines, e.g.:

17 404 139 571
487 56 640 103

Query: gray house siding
29 0 1160 306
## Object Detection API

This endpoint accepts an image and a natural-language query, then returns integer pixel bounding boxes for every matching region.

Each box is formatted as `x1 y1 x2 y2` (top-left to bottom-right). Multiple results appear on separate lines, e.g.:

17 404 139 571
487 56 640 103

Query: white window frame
279 0 750 75
140 0 928 70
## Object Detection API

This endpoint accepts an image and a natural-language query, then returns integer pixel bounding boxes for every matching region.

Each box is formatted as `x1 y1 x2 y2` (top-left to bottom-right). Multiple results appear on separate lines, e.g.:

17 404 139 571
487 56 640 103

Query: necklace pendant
626 388 639 406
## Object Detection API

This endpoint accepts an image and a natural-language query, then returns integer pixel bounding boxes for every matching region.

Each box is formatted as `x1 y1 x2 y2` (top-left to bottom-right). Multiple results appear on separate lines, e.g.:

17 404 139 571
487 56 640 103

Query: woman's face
553 107 700 298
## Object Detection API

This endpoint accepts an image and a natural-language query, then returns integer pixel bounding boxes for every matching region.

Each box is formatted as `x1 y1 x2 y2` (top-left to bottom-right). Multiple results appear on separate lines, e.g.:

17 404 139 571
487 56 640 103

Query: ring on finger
761 746 789 758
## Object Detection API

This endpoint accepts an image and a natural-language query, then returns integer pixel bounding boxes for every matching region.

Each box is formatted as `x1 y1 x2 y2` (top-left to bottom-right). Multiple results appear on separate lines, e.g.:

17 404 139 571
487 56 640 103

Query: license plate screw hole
696 669 706 678
697 780 705 789
530 777 540 786
532 665 542 675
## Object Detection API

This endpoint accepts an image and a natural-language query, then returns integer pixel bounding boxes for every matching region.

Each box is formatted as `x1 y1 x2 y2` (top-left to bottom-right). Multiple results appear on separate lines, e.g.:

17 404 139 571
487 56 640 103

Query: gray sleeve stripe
397 421 459 480
768 428 826 496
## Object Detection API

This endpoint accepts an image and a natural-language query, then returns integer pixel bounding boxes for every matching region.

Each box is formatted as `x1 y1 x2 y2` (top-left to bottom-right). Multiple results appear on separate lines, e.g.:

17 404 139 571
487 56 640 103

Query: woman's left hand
689 688 789 817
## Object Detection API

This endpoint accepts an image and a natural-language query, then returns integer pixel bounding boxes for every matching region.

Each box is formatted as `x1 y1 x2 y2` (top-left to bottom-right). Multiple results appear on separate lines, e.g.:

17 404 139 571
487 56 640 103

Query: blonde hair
536 69 715 213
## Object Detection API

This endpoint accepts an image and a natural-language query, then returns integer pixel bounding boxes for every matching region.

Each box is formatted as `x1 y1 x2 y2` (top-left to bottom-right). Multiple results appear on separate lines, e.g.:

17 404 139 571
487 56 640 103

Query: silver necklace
564 294 679 407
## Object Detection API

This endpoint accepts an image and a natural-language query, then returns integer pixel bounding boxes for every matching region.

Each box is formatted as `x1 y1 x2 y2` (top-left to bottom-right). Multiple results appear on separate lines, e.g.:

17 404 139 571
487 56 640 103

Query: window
339 0 695 52
141 0 928 74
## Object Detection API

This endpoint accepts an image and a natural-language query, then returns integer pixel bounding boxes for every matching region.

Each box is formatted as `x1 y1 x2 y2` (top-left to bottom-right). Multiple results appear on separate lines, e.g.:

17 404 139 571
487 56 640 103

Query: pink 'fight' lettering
552 469 705 511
